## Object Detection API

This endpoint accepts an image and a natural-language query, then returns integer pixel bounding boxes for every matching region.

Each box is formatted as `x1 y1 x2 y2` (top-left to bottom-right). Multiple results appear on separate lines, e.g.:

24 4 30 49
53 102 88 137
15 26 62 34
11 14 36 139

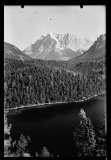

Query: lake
7 94 106 157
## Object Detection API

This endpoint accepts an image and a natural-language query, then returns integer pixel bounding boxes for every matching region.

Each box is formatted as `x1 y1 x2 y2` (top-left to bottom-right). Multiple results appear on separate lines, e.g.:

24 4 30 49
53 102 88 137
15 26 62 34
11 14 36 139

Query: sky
4 5 106 50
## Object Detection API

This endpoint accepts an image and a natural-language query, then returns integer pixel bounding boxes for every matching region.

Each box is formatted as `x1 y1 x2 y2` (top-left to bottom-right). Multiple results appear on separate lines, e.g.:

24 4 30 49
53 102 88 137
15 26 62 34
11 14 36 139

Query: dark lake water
7 94 106 157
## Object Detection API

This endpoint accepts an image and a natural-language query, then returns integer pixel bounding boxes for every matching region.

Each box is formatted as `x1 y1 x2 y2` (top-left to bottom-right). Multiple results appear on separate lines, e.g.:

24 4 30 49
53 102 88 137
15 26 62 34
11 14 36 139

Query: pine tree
41 147 53 157
4 109 31 157
73 108 96 156
4 108 53 157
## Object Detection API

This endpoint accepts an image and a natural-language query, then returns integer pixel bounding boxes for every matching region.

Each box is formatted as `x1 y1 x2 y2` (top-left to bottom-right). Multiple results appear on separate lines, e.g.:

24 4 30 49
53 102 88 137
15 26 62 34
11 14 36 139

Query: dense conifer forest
4 58 106 109
4 58 106 157
4 5 106 157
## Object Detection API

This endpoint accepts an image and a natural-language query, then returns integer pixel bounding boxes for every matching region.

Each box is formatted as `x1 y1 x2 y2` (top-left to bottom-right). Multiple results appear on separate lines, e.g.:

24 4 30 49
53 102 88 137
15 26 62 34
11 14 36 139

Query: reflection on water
7 94 106 157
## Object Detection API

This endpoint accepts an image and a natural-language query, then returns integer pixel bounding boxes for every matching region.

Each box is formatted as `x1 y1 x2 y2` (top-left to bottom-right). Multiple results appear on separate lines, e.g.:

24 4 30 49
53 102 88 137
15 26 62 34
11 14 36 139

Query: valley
4 6 106 157
4 34 106 111
4 33 106 158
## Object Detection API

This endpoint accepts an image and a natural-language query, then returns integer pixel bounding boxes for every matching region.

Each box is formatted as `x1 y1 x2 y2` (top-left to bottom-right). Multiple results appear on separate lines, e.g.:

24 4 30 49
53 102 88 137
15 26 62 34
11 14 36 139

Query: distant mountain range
4 33 105 62
4 42 32 61
69 34 106 63
23 33 93 61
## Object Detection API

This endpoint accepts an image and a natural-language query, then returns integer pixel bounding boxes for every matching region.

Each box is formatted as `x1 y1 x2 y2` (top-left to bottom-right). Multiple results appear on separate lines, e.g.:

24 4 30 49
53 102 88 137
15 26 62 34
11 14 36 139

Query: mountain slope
4 42 32 61
69 34 106 63
23 33 93 61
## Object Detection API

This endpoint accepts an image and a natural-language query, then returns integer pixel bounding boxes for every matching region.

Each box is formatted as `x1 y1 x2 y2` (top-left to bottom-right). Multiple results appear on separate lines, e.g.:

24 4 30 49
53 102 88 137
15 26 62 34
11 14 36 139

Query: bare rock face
69 34 106 63
23 33 93 61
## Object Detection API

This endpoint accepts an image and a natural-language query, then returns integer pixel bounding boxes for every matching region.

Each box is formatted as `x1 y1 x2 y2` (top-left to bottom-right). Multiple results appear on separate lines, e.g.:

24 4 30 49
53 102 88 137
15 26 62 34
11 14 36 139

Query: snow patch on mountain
61 57 70 61
49 33 58 42
24 44 33 55
54 48 63 56
23 33 93 61
38 45 44 52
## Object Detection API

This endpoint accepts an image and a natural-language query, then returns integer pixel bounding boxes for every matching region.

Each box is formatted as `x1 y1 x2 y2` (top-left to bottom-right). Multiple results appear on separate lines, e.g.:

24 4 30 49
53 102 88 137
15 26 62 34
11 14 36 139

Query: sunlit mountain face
23 33 93 61
69 34 106 63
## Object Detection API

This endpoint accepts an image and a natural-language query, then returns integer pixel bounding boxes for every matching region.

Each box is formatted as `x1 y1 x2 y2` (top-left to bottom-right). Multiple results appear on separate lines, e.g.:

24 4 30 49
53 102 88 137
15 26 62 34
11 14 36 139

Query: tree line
4 58 106 109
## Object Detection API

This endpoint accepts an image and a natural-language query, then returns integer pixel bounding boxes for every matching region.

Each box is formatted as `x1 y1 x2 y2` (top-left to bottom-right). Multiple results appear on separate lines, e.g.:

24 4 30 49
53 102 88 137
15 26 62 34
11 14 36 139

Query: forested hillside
4 58 106 109
69 34 105 64
4 42 32 61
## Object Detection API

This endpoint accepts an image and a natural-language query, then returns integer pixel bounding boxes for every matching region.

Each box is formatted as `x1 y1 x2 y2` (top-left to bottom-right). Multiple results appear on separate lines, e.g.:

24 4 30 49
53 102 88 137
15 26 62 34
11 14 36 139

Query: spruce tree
41 147 53 157
4 109 31 157
73 108 96 156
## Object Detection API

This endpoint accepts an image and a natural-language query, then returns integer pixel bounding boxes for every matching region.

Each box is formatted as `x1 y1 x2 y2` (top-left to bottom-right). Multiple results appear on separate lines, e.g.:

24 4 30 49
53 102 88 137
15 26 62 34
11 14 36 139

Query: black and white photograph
4 5 106 157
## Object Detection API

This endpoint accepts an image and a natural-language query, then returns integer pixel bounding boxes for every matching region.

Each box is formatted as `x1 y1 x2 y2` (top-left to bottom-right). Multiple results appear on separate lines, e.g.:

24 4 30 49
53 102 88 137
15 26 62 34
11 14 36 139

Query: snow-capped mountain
23 33 93 61
69 34 106 63
4 42 32 61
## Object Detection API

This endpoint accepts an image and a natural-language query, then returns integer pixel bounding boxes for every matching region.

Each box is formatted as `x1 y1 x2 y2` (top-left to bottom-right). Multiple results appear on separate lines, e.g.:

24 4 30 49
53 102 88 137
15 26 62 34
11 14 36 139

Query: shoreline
5 92 106 112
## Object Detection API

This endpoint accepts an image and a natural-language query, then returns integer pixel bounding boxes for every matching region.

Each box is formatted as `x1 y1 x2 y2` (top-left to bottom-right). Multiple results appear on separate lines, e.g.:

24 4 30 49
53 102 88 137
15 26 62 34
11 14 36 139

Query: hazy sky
4 5 106 50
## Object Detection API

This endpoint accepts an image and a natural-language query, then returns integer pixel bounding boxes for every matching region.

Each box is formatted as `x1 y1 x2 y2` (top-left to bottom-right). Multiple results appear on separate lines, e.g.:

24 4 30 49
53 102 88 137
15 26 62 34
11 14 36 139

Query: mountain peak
23 33 93 61
69 33 106 63
97 34 106 41
93 34 106 50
